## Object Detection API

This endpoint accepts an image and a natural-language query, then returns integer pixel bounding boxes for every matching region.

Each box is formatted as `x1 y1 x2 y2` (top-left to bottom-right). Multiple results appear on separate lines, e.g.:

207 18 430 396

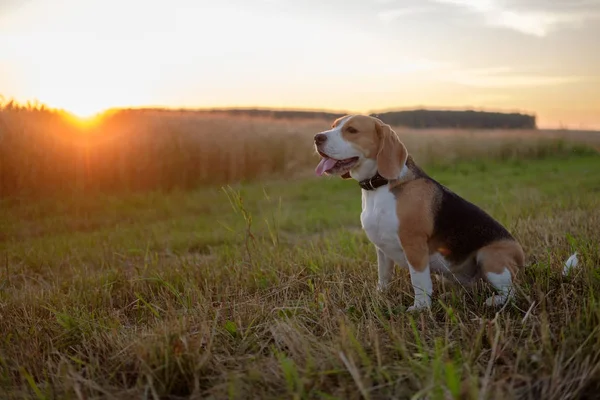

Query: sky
0 0 599 128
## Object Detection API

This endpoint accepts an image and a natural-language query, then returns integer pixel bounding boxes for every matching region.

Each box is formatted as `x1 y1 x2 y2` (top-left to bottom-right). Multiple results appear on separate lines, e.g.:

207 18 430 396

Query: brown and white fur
313 114 573 311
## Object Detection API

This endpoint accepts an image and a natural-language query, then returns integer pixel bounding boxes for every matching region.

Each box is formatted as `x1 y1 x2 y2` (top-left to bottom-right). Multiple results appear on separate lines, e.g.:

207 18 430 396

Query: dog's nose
314 133 327 145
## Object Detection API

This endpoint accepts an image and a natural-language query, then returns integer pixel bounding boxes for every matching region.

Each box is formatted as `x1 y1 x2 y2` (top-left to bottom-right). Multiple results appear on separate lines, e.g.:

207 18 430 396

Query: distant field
1 149 600 398
1 106 600 197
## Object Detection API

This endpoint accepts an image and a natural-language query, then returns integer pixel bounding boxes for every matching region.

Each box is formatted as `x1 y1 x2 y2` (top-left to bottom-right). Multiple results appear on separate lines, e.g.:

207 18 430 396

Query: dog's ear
341 172 351 179
375 120 407 180
332 115 350 128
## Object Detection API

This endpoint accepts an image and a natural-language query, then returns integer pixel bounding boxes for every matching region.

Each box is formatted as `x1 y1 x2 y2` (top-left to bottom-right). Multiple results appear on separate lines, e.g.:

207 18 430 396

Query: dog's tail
563 252 579 276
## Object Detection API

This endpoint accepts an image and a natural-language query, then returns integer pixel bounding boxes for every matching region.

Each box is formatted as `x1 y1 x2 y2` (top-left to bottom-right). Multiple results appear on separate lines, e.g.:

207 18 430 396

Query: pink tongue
315 157 338 176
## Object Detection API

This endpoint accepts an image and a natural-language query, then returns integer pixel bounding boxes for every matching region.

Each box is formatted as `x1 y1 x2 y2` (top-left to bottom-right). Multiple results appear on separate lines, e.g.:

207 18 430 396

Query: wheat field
1 104 599 197
1 104 600 399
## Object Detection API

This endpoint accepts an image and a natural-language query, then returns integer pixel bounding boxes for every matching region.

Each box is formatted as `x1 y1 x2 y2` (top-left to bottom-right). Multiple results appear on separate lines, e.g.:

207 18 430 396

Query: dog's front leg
407 263 433 311
376 247 394 292
399 235 433 311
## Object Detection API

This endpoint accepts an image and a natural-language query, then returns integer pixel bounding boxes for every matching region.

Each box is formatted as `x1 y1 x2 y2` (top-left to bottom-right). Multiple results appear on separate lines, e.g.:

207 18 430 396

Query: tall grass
1 153 600 399
0 105 325 197
2 102 600 398
1 104 599 197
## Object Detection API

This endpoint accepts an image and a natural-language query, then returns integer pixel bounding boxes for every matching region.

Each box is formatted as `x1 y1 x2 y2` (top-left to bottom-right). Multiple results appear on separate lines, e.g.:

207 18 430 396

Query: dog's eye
346 127 358 134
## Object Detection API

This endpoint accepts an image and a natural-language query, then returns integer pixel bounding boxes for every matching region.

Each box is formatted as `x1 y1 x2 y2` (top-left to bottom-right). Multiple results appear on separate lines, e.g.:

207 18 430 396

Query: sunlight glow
57 102 108 120
0 0 598 129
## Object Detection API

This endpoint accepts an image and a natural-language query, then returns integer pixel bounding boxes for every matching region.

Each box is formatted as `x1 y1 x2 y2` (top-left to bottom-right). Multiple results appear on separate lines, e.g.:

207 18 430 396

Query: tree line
205 108 536 129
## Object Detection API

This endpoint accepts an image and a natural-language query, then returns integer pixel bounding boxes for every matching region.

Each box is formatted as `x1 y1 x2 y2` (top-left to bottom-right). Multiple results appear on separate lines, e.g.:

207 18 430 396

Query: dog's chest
360 187 404 257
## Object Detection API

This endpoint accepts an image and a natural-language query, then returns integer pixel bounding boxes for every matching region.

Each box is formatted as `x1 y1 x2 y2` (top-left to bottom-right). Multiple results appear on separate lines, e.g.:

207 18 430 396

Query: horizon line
0 96 538 117
5 97 599 130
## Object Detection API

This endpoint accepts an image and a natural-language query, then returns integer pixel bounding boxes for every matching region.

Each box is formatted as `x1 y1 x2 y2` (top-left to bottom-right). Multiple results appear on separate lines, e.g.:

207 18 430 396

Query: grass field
2 142 600 398
2 105 600 197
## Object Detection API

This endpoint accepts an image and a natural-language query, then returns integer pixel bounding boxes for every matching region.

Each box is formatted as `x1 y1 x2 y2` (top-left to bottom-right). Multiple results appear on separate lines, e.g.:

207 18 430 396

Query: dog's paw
485 294 510 307
407 301 431 312
563 252 579 276
377 281 390 293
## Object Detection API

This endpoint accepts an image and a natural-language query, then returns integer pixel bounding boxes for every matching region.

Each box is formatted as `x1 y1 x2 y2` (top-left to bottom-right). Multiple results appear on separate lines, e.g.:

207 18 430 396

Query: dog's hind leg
477 240 525 307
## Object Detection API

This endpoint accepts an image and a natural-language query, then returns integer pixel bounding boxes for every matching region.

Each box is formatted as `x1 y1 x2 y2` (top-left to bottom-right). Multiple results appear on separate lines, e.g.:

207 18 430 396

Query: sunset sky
1 0 599 128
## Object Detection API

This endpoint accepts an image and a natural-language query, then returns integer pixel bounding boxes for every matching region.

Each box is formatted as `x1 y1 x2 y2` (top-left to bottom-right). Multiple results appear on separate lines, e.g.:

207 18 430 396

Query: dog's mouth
315 151 359 176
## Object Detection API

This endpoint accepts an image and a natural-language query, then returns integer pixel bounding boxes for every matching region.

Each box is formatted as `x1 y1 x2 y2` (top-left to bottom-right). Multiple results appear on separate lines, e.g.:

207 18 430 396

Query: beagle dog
313 114 526 311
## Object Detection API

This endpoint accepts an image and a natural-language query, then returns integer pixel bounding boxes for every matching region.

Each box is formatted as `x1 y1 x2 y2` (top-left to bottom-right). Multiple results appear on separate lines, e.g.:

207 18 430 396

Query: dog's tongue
315 157 338 176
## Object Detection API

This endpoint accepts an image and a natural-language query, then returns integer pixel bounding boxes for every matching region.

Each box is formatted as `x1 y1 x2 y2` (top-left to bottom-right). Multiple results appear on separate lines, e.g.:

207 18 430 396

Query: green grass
1 152 600 399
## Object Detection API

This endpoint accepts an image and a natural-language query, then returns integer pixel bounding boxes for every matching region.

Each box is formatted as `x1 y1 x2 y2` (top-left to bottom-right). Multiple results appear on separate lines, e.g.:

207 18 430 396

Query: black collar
358 173 389 191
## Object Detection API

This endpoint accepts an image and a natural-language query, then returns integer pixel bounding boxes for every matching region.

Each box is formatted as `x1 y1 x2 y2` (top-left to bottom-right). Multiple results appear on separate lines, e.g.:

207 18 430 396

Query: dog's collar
358 173 389 191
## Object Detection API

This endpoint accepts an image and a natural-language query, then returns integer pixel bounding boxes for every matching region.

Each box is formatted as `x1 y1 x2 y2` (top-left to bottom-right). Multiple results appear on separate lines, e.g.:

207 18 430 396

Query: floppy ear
375 120 408 180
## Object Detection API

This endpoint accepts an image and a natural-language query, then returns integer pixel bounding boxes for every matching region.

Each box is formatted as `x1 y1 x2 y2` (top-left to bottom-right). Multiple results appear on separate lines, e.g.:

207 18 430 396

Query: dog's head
314 115 408 181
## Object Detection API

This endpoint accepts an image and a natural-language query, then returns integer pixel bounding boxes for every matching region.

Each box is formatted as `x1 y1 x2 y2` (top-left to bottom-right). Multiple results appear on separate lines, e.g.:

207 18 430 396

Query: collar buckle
359 173 388 191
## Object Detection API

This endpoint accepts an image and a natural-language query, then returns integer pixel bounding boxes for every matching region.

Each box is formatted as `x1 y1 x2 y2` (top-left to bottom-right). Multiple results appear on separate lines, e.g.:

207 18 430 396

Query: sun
60 107 105 130
66 103 108 120
42 93 114 127
28 66 114 119
38 86 116 121
51 97 111 129
28 56 153 123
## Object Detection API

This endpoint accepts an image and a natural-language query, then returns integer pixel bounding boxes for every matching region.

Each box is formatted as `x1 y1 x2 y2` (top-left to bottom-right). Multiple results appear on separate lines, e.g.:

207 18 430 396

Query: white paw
485 294 509 307
377 281 390 293
563 252 579 276
407 301 431 312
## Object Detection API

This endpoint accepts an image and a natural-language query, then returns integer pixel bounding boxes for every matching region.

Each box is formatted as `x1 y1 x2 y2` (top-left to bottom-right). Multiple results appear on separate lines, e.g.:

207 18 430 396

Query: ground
1 152 600 399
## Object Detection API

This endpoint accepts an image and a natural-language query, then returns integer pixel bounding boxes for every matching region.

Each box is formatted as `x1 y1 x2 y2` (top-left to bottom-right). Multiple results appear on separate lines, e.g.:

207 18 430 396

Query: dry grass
1 152 600 399
1 105 599 197
1 105 600 399
0 107 326 196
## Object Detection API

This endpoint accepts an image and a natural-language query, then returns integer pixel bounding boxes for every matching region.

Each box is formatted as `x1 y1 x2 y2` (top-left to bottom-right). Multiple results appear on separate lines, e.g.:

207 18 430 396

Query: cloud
501 0 600 13
464 93 512 103
0 0 26 17
378 6 435 22
320 57 454 78
383 58 454 74
444 66 584 87
431 0 600 36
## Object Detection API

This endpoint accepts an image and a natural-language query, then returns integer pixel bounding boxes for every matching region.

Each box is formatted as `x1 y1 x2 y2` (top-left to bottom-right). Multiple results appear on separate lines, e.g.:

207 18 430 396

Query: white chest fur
360 186 407 265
